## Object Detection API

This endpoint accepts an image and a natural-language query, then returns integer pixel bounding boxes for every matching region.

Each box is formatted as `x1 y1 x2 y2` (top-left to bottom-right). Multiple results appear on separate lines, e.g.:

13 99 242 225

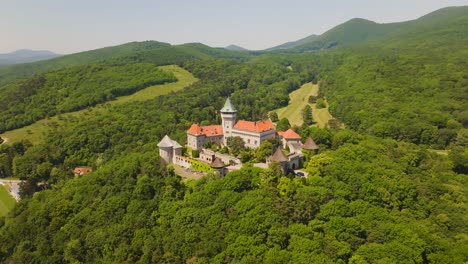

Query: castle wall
231 128 276 148
174 155 194 169
159 147 173 164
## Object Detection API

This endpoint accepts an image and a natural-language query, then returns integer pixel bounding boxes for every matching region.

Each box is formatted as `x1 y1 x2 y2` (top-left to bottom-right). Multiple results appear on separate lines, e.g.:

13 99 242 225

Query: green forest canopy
0 5 467 263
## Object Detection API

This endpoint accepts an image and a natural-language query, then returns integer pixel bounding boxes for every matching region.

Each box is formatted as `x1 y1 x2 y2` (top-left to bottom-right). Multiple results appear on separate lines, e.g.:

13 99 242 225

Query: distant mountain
266 34 318 51
272 6 468 52
288 18 404 52
0 41 251 86
225 45 248 51
0 49 61 64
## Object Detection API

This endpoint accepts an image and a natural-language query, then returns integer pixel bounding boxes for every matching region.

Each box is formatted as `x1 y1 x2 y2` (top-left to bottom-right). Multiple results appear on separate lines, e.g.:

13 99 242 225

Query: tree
226 136 245 156
316 98 327 109
269 112 279 122
255 140 273 162
276 118 291 132
302 105 313 126
260 162 283 187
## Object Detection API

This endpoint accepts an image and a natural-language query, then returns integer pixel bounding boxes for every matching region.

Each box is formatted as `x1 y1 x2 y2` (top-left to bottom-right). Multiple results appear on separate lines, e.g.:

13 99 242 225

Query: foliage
0 134 466 263
269 111 279 122
190 159 215 173
302 105 313 125
226 136 245 156
316 98 327 109
0 63 176 132
0 7 467 262
0 41 251 87
276 117 291 131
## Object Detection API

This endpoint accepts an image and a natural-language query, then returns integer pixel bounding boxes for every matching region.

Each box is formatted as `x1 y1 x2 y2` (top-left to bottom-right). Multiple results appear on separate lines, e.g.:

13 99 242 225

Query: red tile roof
277 128 301 139
187 124 223 137
73 167 92 175
233 120 275 133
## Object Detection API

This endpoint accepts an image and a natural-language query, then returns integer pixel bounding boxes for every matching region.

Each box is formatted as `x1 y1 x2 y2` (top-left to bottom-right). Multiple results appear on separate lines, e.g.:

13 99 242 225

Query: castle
158 97 319 175
187 98 276 150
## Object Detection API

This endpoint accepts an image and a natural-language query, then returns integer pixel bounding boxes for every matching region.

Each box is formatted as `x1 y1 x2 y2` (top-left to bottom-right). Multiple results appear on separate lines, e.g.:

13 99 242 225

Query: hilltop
225 44 249 51
269 6 468 52
0 41 250 86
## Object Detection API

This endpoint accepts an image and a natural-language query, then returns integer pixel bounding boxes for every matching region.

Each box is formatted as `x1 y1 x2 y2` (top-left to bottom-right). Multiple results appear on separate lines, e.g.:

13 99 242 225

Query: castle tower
220 97 237 145
157 135 182 164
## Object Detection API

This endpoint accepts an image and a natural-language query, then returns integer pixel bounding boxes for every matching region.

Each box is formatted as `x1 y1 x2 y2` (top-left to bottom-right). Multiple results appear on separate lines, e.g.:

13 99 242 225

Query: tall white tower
220 97 237 145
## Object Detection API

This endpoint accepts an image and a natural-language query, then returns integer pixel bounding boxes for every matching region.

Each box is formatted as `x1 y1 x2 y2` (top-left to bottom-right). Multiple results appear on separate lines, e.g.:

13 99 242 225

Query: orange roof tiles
73 167 92 175
187 124 223 137
233 120 275 133
277 128 301 139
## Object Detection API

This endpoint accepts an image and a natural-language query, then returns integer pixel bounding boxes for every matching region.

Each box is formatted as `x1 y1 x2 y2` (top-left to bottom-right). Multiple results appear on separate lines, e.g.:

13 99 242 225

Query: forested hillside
0 6 466 264
0 41 250 87
0 63 177 132
300 6 468 150
278 6 468 53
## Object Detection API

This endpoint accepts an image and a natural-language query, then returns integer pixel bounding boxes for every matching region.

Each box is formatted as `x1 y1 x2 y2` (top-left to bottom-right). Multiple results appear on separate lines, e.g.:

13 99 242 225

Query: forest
0 6 466 264
0 63 176 132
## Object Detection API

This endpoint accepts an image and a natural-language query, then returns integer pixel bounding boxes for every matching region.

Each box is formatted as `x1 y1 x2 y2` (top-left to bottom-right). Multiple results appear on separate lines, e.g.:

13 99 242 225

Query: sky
1 0 468 54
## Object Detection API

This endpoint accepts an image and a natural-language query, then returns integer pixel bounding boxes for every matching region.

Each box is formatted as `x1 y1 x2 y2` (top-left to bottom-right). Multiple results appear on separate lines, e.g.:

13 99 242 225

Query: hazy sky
2 0 468 54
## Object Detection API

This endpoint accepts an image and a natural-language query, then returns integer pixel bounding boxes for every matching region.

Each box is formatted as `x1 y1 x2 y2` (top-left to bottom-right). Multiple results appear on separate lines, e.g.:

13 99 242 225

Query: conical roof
303 137 319 150
157 135 174 148
171 139 182 149
269 148 289 162
220 97 237 113
210 157 225 168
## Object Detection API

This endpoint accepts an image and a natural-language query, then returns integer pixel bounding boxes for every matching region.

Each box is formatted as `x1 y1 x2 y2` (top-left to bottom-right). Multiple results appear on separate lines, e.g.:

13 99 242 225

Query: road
0 179 23 201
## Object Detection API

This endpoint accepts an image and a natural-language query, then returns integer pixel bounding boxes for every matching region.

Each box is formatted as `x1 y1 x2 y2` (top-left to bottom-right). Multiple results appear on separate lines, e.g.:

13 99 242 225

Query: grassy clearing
0 185 15 216
1 65 197 145
275 83 318 126
312 103 335 128
274 82 336 128
428 149 450 155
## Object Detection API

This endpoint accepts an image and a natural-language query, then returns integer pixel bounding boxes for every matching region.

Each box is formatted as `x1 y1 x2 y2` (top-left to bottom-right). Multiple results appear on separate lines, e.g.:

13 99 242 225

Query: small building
74 167 92 176
278 128 303 153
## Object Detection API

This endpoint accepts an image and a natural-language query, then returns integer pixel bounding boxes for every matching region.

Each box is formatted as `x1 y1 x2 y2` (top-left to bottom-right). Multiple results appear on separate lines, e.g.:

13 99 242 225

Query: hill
0 41 251 87
296 6 468 149
0 56 465 262
271 6 468 53
225 44 249 51
266 34 319 50
0 63 177 132
0 49 60 65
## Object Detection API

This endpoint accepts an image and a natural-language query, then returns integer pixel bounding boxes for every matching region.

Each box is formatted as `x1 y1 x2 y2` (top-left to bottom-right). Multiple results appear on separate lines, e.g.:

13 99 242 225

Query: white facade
230 128 276 148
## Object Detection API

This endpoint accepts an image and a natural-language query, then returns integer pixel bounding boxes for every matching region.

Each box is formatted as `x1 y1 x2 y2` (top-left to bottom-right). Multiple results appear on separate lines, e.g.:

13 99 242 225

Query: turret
220 97 237 145
157 135 182 164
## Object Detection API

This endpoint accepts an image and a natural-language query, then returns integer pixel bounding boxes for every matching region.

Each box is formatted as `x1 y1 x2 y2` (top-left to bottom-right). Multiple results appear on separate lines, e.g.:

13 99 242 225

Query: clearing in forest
0 65 198 145
274 82 335 128
0 185 15 216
